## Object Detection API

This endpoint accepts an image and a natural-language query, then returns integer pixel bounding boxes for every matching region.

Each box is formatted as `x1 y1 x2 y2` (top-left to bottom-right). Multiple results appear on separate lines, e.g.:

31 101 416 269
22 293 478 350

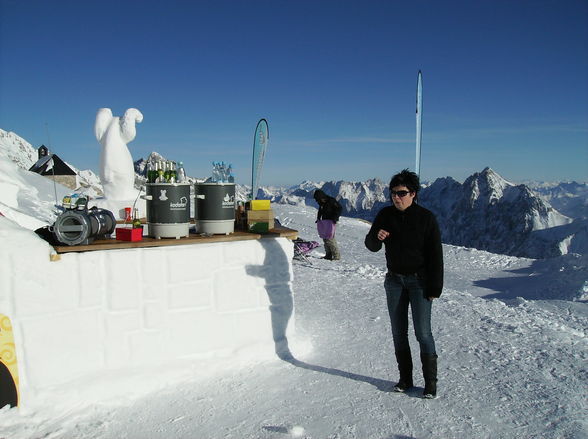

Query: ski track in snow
1 205 586 439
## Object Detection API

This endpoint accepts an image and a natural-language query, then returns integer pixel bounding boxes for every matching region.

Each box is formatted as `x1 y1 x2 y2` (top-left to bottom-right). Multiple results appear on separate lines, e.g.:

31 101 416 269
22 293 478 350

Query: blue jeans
384 273 436 355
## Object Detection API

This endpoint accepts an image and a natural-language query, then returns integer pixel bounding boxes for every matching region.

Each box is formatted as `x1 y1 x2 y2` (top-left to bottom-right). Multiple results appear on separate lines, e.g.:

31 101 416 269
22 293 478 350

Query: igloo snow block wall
0 234 294 410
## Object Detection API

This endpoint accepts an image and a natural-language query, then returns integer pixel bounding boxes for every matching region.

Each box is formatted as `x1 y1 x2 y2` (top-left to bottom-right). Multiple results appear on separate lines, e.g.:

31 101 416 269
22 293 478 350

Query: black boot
322 239 332 260
329 239 341 260
393 350 413 392
421 353 438 399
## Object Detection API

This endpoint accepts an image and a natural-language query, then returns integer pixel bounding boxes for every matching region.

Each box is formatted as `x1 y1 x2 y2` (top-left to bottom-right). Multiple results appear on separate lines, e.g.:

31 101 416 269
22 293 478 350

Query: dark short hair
389 169 420 194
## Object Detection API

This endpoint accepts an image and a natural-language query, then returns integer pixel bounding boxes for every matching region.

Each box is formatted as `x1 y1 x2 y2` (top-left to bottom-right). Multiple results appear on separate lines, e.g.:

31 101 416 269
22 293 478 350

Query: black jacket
314 190 342 223
364 203 444 298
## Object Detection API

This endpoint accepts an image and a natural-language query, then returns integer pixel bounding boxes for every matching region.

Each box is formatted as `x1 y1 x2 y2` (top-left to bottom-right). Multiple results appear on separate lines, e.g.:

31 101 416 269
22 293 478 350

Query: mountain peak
478 166 510 183
462 167 515 207
0 128 37 169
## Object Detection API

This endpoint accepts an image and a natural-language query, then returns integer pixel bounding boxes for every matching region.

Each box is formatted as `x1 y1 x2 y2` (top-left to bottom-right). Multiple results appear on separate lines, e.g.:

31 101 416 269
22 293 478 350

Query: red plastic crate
116 227 143 242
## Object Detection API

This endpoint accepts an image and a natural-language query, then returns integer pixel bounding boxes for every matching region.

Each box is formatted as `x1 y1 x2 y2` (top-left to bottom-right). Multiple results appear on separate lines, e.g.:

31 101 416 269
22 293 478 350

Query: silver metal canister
51 207 116 245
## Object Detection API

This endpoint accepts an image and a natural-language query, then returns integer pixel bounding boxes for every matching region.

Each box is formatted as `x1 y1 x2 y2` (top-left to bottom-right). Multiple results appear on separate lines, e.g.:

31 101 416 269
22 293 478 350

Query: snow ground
1 204 587 439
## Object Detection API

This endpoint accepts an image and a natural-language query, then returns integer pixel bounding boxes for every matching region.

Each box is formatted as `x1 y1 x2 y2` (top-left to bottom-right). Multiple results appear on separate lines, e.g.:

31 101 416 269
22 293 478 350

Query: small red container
116 227 143 242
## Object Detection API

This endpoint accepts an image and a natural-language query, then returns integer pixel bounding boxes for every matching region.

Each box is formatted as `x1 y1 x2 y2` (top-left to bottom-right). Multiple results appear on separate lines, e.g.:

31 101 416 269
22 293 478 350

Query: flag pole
415 70 423 177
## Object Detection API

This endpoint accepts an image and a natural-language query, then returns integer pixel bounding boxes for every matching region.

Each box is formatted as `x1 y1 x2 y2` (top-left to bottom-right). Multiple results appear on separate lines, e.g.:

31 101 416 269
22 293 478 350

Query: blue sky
1 0 586 186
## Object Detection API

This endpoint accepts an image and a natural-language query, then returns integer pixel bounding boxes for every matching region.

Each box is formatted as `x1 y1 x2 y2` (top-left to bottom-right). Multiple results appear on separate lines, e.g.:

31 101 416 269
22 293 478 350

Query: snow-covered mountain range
418 168 580 258
256 170 586 259
2 128 586 259
527 180 588 220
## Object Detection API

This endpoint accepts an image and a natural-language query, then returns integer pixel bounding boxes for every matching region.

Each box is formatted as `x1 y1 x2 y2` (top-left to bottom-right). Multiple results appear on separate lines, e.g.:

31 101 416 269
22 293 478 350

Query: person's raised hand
377 229 390 241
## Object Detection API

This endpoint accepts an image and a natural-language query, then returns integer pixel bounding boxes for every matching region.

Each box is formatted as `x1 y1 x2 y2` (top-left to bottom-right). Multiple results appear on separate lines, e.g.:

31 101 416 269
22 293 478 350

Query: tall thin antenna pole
43 122 59 208
45 122 52 148
48 155 59 210
415 70 423 177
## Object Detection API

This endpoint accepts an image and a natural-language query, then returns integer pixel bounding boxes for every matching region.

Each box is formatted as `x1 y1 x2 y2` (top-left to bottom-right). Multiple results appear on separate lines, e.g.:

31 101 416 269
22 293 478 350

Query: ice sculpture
95 108 143 200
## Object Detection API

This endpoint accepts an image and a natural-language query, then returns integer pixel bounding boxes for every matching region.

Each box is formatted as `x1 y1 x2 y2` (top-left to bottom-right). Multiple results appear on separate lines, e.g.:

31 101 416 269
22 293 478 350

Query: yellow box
247 209 274 222
249 200 271 210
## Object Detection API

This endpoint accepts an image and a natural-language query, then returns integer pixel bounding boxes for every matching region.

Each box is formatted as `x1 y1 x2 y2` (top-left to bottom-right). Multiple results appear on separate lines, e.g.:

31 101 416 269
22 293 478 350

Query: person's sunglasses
391 190 411 198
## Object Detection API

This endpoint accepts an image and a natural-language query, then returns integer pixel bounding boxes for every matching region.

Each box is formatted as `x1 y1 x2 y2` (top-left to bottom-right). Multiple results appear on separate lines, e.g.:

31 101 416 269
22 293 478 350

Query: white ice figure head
95 108 143 200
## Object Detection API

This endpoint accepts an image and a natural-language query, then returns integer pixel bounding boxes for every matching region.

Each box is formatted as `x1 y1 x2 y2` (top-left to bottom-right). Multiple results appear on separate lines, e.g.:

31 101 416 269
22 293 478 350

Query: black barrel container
145 183 191 239
194 182 235 234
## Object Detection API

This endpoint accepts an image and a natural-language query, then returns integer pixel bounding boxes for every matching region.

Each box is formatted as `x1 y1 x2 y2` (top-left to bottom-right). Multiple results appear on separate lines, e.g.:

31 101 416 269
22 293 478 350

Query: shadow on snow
474 255 587 302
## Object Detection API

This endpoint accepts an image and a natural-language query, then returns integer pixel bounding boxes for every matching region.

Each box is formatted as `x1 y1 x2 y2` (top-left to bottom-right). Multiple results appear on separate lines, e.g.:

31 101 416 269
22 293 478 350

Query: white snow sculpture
95 108 143 200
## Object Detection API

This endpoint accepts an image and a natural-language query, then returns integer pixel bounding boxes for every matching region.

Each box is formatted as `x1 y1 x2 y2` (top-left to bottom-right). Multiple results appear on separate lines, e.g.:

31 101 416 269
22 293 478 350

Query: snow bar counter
2 225 298 411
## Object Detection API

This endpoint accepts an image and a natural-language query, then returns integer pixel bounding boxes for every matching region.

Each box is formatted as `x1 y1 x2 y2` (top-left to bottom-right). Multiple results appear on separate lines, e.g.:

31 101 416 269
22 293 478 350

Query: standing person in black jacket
313 189 342 260
364 169 443 399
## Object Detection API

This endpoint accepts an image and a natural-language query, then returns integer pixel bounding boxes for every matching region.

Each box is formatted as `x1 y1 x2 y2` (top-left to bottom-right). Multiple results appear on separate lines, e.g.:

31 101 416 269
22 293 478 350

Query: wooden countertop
53 225 298 254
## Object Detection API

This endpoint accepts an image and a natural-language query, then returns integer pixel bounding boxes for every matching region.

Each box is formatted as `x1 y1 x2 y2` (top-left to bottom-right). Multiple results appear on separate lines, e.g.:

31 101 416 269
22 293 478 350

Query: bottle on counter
237 201 246 230
227 164 234 183
156 161 166 183
169 161 177 183
132 208 142 229
162 161 170 182
147 161 157 183
146 161 152 183
211 161 219 182
177 161 186 183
